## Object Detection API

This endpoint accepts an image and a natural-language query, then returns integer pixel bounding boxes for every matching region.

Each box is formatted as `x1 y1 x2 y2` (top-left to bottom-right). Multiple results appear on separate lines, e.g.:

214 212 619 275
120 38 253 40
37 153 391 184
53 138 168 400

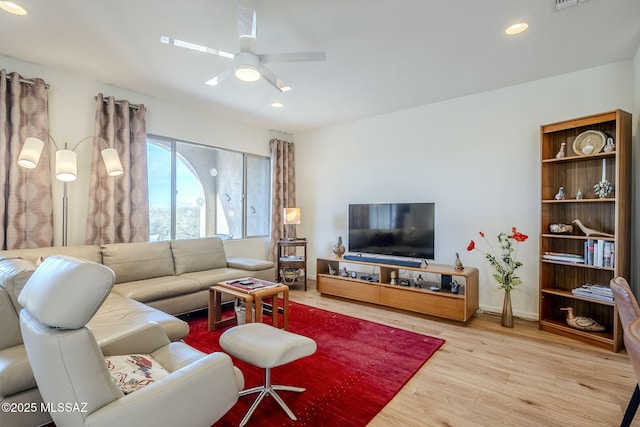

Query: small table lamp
283 207 300 240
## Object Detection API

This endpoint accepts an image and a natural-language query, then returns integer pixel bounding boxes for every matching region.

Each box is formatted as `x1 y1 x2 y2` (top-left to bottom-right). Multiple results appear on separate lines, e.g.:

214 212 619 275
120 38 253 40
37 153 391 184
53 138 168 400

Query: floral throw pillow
105 354 169 394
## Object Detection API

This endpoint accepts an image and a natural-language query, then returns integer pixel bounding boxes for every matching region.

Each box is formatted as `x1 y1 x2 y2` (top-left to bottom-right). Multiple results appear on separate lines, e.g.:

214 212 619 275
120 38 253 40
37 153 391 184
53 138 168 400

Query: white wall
296 61 637 320
1 54 272 259
3 54 639 317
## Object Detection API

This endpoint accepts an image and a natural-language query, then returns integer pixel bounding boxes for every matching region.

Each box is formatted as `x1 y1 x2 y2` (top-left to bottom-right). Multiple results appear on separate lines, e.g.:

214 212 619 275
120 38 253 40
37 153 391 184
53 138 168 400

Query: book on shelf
571 283 614 302
543 252 584 263
583 239 614 268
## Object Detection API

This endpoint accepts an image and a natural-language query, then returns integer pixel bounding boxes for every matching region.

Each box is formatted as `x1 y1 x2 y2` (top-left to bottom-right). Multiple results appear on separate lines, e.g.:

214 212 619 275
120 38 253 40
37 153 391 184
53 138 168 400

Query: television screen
348 203 435 259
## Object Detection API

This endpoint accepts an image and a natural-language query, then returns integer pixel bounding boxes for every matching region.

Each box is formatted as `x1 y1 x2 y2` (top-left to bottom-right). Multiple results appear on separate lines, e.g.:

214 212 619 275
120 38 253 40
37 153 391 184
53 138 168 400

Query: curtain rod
93 95 145 111
4 74 50 89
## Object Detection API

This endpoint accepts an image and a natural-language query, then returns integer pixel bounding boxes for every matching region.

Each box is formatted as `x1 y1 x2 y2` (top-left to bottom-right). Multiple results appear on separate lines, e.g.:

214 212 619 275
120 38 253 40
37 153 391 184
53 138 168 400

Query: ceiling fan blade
260 65 292 92
160 35 234 59
205 69 233 87
261 51 327 63
237 7 257 39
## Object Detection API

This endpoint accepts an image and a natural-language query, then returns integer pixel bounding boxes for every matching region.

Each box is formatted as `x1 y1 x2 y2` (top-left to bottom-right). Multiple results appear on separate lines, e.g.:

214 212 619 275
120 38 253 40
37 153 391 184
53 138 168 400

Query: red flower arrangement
467 227 529 291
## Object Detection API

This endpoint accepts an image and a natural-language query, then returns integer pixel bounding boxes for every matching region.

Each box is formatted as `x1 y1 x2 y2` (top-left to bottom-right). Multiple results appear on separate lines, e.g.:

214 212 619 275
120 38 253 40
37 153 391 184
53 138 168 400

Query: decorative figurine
555 142 566 159
328 263 337 275
450 280 460 294
341 267 349 277
560 307 605 332
572 219 614 237
415 274 424 288
554 186 566 200
594 180 612 198
576 188 583 200
454 252 464 271
390 270 397 285
603 137 615 152
594 158 612 198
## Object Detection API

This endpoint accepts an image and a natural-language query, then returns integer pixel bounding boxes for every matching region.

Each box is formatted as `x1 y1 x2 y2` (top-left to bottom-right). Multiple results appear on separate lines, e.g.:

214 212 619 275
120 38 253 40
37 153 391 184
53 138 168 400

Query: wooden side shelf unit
316 257 479 324
539 109 631 352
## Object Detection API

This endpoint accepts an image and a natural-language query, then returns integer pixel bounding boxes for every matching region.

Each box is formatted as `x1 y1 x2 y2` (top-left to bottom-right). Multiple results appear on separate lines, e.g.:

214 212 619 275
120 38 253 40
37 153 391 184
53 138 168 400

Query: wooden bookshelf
539 110 631 352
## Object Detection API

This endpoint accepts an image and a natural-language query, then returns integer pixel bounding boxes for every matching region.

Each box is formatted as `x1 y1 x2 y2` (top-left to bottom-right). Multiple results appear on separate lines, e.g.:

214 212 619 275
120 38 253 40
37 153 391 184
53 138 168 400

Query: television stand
316 257 479 324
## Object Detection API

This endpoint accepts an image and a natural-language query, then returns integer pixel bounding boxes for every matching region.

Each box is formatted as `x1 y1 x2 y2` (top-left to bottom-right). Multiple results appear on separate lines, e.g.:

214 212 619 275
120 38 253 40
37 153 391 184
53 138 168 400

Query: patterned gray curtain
268 138 296 262
85 94 149 244
0 70 53 249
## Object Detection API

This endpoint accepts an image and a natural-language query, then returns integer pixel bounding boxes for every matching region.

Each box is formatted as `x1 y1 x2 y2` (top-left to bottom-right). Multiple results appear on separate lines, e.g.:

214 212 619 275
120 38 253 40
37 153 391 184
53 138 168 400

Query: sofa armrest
85 352 241 427
226 256 274 271
0 257 36 312
99 322 171 356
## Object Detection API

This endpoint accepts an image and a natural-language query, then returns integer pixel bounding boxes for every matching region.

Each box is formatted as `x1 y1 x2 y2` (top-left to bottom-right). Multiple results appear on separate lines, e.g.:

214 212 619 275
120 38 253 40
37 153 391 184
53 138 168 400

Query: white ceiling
1 0 639 134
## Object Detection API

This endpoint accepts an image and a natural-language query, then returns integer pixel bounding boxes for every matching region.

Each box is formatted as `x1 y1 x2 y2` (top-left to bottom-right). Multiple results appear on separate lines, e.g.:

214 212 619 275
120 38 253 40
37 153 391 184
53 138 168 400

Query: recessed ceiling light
505 22 529 35
271 102 284 108
0 1 27 15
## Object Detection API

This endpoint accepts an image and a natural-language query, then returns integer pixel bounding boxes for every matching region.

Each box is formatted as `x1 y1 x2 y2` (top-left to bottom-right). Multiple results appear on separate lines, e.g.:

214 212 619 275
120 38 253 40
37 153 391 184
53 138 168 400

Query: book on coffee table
219 278 281 293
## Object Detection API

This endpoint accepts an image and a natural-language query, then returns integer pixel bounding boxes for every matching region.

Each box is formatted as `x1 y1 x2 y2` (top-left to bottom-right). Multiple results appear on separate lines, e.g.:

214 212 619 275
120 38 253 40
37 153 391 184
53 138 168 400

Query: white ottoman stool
220 323 317 426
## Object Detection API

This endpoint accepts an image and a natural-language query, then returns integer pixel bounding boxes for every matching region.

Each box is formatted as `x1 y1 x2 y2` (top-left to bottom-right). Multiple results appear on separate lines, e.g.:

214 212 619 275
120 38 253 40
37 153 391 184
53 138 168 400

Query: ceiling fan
160 7 326 92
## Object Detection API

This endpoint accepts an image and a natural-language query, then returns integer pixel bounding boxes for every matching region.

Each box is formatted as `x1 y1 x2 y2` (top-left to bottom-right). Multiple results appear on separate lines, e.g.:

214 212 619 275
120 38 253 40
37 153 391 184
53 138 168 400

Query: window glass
147 135 270 240
246 155 270 236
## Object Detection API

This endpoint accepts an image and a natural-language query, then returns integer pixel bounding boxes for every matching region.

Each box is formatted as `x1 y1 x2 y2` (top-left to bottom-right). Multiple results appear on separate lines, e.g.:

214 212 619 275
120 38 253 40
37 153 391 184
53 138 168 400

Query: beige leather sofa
0 237 274 427
20 255 243 427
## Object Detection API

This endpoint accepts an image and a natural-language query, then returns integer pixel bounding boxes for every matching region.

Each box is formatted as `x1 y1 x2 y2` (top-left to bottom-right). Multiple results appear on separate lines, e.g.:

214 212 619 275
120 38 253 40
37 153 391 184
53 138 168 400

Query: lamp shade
55 149 77 182
100 148 124 176
283 208 301 225
18 137 45 168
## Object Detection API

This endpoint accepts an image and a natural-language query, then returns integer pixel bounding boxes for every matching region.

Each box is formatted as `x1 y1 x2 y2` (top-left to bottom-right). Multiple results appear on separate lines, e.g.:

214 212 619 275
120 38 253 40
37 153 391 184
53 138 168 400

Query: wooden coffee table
208 278 289 331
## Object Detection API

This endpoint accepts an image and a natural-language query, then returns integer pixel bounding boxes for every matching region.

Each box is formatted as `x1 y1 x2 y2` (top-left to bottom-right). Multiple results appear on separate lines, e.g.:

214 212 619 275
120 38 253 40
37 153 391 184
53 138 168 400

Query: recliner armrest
99 322 171 356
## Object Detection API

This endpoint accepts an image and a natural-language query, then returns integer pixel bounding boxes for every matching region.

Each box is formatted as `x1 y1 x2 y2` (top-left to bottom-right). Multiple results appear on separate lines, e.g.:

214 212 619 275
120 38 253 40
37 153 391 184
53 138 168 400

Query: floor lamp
18 133 123 246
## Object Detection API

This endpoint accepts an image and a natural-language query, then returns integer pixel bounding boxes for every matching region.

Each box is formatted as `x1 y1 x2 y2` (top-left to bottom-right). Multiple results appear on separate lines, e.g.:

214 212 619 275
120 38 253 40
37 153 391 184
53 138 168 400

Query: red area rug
183 301 445 426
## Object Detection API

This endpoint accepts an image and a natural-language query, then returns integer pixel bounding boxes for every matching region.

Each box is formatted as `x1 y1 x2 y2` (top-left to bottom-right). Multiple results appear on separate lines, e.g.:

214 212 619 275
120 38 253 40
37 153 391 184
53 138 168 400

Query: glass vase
501 289 514 328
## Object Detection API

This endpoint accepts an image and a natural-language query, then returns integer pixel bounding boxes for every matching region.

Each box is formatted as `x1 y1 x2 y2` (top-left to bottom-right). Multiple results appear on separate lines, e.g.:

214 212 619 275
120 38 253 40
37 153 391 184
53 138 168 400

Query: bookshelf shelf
539 110 631 352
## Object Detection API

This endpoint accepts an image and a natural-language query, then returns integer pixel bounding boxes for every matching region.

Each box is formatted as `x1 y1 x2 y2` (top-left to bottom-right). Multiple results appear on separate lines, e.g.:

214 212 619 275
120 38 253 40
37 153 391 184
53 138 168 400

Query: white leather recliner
19 255 243 427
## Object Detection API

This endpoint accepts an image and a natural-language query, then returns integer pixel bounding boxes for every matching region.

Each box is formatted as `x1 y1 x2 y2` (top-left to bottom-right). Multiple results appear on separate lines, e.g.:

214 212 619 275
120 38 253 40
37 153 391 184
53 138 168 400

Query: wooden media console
316 257 479 324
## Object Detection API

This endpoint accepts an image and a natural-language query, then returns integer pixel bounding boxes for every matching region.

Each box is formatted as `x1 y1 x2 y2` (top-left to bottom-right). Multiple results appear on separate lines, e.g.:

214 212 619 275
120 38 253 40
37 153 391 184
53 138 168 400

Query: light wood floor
289 280 639 427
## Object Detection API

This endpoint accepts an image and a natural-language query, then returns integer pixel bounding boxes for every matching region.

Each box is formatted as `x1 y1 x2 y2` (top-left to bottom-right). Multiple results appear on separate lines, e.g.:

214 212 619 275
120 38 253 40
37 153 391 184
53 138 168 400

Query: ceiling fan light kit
161 6 325 92
234 52 262 82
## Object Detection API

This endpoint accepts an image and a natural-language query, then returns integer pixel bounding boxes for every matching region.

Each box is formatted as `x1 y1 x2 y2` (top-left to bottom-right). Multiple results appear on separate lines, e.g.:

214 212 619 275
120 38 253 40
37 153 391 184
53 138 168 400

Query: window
147 135 270 241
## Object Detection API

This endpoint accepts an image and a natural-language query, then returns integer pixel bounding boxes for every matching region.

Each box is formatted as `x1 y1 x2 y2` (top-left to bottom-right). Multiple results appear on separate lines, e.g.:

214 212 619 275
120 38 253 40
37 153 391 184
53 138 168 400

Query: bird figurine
454 252 464 271
555 142 566 159
555 186 566 200
572 219 614 237
560 307 605 332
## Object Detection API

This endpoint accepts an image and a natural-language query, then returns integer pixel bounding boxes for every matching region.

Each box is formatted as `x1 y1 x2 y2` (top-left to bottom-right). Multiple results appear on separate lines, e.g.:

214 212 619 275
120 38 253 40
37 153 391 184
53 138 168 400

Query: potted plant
467 227 528 327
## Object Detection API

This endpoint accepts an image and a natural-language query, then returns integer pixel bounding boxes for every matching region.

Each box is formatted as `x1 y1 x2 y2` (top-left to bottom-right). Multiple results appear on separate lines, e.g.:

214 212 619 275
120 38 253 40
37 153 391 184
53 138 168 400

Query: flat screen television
348 202 435 259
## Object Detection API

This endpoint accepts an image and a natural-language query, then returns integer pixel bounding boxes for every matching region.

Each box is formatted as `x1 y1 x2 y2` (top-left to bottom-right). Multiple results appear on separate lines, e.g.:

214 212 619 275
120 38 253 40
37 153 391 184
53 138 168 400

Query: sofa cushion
179 268 256 290
90 293 189 343
111 276 201 304
101 241 175 284
171 237 227 275
105 353 169 395
0 345 37 396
